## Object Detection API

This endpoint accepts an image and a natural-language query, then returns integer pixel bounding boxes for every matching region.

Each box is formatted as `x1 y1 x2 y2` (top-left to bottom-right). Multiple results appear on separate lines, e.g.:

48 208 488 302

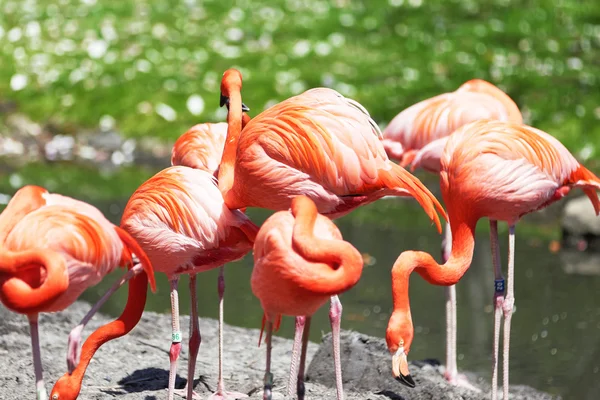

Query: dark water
72 191 600 400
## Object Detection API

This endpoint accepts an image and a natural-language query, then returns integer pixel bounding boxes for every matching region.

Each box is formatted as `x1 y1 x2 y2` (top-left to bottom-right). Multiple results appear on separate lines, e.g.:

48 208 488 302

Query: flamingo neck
288 196 364 295
0 250 68 314
218 90 243 207
388 217 476 351
50 271 149 399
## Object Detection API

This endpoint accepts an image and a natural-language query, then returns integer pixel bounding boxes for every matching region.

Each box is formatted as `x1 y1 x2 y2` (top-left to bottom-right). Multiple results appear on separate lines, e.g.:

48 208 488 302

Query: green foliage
1 0 599 160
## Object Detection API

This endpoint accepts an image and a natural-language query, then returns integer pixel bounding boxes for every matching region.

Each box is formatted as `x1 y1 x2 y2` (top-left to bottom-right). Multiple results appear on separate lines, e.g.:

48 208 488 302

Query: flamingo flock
0 67 598 400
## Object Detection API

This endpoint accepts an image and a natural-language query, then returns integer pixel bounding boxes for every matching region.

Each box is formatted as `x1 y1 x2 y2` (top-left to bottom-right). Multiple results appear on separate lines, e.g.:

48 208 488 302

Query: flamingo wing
171 123 228 173
121 166 254 274
239 88 392 196
384 92 514 154
441 120 591 220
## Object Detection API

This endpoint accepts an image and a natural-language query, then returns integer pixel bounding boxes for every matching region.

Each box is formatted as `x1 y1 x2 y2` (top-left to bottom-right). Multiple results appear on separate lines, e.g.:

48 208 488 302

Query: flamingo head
49 374 80 400
220 69 250 112
386 312 415 388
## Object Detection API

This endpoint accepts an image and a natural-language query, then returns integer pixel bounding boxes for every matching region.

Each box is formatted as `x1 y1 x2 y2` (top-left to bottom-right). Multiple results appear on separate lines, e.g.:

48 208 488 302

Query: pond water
2 166 599 399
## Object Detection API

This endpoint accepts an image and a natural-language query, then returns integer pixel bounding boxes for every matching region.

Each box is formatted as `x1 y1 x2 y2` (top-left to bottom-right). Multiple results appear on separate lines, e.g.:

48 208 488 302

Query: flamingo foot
444 370 481 392
171 385 202 399
207 389 249 400
66 325 84 373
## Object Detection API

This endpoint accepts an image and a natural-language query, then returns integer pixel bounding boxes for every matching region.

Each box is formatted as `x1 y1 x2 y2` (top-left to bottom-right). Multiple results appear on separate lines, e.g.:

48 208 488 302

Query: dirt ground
0 302 559 399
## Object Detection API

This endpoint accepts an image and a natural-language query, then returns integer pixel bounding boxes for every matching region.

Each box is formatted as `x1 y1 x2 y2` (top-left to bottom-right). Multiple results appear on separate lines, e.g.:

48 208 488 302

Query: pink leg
29 314 47 400
296 316 312 400
263 319 274 400
329 295 345 400
173 274 202 399
444 285 457 382
490 220 504 400
502 225 516 400
443 223 480 391
67 264 143 373
287 316 306 397
208 266 247 399
441 222 457 382
168 278 182 400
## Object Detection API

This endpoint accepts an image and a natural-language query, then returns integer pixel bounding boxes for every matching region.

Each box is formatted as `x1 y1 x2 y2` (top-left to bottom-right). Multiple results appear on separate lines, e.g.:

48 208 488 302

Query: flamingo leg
296 316 312 400
287 316 306 397
209 266 247 399
29 314 46 400
168 278 182 400
444 285 457 381
66 263 143 373
173 274 202 399
441 222 458 383
263 319 274 400
329 295 345 400
502 225 516 400
489 220 504 400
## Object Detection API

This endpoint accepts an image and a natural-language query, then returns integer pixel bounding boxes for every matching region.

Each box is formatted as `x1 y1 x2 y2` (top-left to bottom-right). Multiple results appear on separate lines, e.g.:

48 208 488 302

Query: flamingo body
440 120 597 223
121 166 255 278
382 79 522 166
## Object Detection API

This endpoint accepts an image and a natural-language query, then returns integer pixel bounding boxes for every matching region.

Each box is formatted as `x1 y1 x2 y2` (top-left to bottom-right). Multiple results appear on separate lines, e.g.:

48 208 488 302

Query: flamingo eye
52 394 59 400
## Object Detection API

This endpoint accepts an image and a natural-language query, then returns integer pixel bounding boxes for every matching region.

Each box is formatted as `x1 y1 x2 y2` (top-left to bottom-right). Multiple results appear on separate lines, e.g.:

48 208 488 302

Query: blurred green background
2 0 600 399
1 0 600 159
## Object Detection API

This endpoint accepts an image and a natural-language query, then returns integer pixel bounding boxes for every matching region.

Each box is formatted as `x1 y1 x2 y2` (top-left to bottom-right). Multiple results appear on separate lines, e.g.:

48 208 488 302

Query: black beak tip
241 102 250 112
395 373 416 388
219 94 227 107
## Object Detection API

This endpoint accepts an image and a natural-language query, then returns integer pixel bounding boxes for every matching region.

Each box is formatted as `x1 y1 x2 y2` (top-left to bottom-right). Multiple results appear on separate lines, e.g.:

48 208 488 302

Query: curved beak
219 94 250 112
392 347 415 388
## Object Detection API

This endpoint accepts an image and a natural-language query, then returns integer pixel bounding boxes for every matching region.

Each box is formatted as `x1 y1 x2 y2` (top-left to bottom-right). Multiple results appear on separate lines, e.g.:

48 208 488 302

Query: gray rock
562 196 600 236
561 196 600 250
0 303 558 399
306 331 560 400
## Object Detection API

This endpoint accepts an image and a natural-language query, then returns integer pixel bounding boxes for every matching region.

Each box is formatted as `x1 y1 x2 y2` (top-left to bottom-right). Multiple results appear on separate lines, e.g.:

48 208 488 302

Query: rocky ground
0 302 559 400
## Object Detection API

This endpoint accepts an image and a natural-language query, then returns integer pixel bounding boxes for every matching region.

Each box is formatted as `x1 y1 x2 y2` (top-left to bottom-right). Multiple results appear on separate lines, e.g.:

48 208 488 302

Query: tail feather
380 163 447 233
399 150 418 168
571 166 600 215
115 226 157 292
239 218 260 243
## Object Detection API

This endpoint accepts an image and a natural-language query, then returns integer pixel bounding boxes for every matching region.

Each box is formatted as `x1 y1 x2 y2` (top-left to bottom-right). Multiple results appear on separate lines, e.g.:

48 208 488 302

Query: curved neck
50 270 149 399
0 250 68 314
218 90 244 205
290 196 363 295
389 218 476 349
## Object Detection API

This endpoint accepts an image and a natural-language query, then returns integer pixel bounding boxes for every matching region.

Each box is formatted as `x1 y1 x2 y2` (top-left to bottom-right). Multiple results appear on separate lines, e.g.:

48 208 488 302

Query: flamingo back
252 210 342 319
121 166 254 277
440 120 583 223
171 122 228 174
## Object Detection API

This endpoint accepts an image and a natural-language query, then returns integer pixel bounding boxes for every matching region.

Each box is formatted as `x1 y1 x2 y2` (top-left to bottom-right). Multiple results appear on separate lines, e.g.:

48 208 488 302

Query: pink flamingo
0 185 155 400
121 164 258 400
252 195 364 400
382 79 522 167
218 68 447 400
385 119 600 400
381 79 522 386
